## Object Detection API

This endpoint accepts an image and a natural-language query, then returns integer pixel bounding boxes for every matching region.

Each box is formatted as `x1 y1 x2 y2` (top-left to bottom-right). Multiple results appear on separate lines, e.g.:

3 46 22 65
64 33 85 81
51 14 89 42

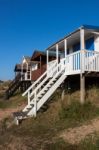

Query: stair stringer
22 70 65 113
5 73 22 99
27 74 67 116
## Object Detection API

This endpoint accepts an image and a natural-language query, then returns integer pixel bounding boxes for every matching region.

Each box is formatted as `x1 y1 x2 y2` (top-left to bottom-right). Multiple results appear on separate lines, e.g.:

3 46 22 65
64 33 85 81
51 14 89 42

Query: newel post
34 91 37 117
80 28 85 104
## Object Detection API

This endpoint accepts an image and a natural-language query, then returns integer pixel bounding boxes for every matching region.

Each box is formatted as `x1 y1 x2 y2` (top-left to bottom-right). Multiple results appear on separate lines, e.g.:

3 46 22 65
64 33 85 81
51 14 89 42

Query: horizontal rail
84 50 99 72
60 50 99 74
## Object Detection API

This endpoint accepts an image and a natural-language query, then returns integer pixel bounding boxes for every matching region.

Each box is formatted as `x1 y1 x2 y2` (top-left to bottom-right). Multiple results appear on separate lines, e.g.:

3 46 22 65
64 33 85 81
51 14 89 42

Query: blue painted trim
85 37 94 51
73 43 80 52
82 25 99 30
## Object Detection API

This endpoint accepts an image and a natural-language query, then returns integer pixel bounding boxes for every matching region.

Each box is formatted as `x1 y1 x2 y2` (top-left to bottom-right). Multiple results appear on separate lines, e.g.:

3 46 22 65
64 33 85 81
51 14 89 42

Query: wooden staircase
13 62 67 124
5 74 22 99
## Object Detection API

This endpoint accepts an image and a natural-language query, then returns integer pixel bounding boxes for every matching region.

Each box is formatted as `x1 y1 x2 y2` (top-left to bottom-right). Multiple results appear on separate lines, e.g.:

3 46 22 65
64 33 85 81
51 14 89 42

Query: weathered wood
80 74 85 104
61 89 65 101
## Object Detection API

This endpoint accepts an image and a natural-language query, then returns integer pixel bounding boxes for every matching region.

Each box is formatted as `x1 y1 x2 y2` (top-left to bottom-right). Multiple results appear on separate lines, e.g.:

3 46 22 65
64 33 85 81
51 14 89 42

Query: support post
30 67 32 80
56 44 59 63
80 28 85 104
26 62 28 80
80 29 85 50
80 74 85 104
33 91 37 117
64 39 67 73
21 63 23 81
56 44 59 72
15 117 19 125
64 39 67 57
47 50 49 70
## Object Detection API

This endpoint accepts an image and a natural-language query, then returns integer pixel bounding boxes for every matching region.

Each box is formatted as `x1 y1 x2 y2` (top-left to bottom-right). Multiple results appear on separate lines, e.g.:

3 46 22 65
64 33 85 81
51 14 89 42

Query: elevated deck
47 50 99 77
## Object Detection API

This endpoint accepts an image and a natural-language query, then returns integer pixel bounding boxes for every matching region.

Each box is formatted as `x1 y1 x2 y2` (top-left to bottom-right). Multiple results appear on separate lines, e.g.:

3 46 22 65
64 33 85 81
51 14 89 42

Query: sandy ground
60 117 99 144
0 105 25 121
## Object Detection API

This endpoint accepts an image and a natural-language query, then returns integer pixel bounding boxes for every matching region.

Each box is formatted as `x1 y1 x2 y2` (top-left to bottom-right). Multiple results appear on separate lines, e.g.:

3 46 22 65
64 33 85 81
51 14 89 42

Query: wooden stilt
80 73 85 104
80 28 85 104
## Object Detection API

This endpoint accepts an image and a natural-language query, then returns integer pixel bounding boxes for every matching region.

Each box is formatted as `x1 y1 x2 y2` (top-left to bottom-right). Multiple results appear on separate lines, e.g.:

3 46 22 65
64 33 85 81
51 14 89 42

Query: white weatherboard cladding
22 58 27 64
94 35 99 52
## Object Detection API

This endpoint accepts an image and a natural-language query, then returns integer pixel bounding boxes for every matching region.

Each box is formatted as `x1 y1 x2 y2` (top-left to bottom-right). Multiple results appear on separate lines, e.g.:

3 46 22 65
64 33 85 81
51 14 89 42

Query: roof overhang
46 25 99 51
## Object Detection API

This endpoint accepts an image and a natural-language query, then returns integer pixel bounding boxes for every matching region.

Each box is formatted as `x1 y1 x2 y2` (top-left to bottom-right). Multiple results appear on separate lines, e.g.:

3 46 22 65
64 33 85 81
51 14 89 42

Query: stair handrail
31 60 66 99
11 73 21 85
35 62 66 99
23 51 83 97
22 60 58 96
6 73 21 92
22 60 66 112
30 60 64 98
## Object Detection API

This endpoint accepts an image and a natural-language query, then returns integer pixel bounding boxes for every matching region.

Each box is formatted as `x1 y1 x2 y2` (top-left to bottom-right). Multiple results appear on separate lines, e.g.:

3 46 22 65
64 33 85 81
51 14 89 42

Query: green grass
0 100 99 149
0 94 27 109
59 101 99 124
0 86 99 149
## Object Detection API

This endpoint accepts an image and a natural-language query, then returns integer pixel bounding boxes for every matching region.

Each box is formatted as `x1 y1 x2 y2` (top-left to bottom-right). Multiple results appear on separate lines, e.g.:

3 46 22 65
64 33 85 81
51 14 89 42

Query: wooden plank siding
31 64 46 81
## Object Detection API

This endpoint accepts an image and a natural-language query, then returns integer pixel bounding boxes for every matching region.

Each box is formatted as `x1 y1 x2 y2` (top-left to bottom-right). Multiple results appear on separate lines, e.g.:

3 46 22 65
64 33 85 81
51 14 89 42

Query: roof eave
46 25 99 50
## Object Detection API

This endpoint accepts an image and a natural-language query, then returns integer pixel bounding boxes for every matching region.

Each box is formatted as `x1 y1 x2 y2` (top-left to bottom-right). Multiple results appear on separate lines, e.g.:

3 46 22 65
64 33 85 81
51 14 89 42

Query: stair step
41 91 46 95
27 107 32 111
47 85 51 88
13 111 28 118
43 89 49 92
37 94 43 99
37 79 58 99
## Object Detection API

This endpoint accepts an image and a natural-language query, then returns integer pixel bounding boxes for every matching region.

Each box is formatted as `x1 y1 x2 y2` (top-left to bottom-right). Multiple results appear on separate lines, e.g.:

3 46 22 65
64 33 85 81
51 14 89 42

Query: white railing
60 50 99 75
23 60 66 109
47 60 57 77
47 59 57 68
84 50 99 72
23 63 66 116
22 61 66 113
22 61 58 97
60 51 81 75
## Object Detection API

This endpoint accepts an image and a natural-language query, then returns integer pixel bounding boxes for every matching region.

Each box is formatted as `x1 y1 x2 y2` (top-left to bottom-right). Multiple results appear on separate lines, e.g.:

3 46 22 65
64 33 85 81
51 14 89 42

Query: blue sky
0 0 99 80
